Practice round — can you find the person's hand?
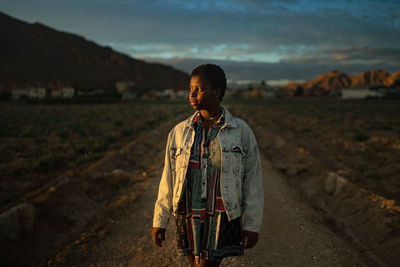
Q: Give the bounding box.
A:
[152,227,166,247]
[242,230,259,249]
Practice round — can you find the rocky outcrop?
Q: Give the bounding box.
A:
[350,69,391,88]
[280,69,400,96]
[303,70,352,91]
[384,70,400,87]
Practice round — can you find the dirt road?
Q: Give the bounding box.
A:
[49,153,372,267]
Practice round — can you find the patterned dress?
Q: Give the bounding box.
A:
[175,111,243,262]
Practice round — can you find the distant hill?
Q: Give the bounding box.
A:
[281,69,400,96]
[0,12,189,92]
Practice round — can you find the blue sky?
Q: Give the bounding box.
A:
[1,0,399,85]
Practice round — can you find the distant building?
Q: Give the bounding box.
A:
[11,89,28,100]
[342,88,385,99]
[11,87,76,100]
[175,89,188,99]
[62,87,75,98]
[121,91,138,100]
[162,88,175,98]
[116,81,135,94]
[264,88,276,98]
[163,88,187,99]
[153,88,187,99]
[77,89,105,96]
[51,88,63,97]
[28,87,49,99]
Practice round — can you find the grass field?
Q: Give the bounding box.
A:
[0,100,191,209]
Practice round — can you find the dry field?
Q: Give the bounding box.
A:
[230,98,400,204]
[228,98,400,265]
[1,98,400,266]
[0,101,191,211]
[228,98,400,203]
[2,98,399,211]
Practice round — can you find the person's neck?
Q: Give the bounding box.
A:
[200,106,222,121]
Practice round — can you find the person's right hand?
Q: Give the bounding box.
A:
[242,230,259,249]
[152,227,166,247]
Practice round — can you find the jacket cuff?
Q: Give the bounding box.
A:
[242,218,261,233]
[153,215,169,229]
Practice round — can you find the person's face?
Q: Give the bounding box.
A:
[189,75,220,111]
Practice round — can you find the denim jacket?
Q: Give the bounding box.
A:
[153,106,263,233]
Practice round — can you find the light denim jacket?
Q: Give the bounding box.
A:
[153,106,263,233]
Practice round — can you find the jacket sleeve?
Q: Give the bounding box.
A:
[242,127,264,233]
[153,130,174,229]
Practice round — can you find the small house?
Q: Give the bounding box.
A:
[51,88,63,97]
[62,87,75,98]
[11,89,28,100]
[121,91,138,100]
[158,88,187,99]
[28,87,49,99]
[116,81,136,94]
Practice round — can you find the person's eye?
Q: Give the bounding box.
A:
[190,88,202,93]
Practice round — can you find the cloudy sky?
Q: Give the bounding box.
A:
[1,0,400,85]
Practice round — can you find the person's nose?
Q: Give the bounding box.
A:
[190,90,197,98]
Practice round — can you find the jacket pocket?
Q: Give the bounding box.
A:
[223,145,245,210]
[231,145,245,177]
[169,147,183,174]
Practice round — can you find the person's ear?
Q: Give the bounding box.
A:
[213,88,221,99]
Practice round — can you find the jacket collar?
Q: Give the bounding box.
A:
[185,106,237,129]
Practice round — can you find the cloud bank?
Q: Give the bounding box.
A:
[1,0,399,82]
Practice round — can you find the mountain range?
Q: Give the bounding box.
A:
[0,12,189,92]
[2,11,399,96]
[281,69,400,96]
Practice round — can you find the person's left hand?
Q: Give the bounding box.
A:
[152,227,166,247]
[241,230,259,249]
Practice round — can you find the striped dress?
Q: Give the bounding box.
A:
[175,111,243,262]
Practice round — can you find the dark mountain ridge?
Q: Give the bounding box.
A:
[0,12,189,92]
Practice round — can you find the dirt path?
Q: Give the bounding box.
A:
[49,152,372,267]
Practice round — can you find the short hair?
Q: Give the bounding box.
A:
[191,64,226,101]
